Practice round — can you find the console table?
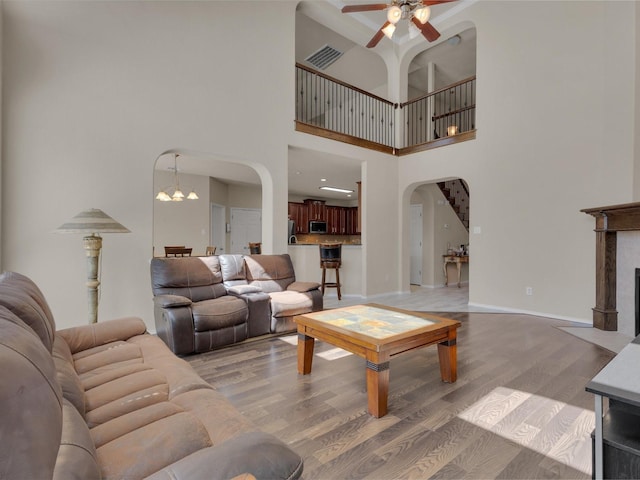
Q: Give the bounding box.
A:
[443,255,468,288]
[587,336,640,479]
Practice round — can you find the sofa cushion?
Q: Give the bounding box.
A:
[90,402,184,449]
[151,257,227,302]
[244,255,296,292]
[227,284,262,295]
[269,291,313,318]
[145,431,304,480]
[96,411,213,480]
[192,296,248,332]
[219,254,249,287]
[53,399,101,480]
[288,281,321,293]
[84,368,170,424]
[52,337,86,416]
[0,306,62,480]
[73,341,145,375]
[0,271,57,352]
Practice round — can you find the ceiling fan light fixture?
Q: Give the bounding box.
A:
[387,5,402,24]
[382,22,396,39]
[414,6,431,24]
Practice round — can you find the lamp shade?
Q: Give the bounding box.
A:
[55,209,130,234]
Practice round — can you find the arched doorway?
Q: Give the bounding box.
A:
[408,178,470,288]
[152,151,262,257]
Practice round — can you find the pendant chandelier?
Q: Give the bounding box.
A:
[155,154,199,202]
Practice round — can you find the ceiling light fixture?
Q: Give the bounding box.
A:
[342,0,451,48]
[156,154,198,202]
[386,5,402,23]
[413,6,431,24]
[381,22,396,39]
[319,186,355,194]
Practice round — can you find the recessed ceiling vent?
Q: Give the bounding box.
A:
[305,45,343,70]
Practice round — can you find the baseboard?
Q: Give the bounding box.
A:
[467,302,592,325]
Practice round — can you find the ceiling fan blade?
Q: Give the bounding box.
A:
[422,0,457,6]
[411,17,441,42]
[342,3,388,13]
[366,21,390,48]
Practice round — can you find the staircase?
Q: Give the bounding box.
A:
[437,179,469,230]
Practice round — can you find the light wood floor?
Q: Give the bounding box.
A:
[187,289,615,479]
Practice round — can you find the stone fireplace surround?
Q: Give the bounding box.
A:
[583,202,640,334]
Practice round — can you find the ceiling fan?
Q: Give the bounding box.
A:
[341,0,456,48]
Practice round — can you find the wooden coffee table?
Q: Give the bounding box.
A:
[295,303,461,418]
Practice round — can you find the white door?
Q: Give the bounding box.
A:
[230,208,262,254]
[410,204,423,285]
[210,203,226,254]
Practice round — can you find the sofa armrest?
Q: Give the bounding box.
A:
[145,432,303,480]
[287,281,320,293]
[57,317,147,354]
[153,294,192,308]
[227,285,263,295]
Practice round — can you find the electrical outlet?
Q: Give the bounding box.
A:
[526,287,533,296]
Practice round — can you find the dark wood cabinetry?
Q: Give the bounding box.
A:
[289,200,359,235]
[305,199,326,221]
[346,207,359,234]
[288,202,309,234]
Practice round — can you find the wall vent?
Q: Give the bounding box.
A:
[305,45,343,70]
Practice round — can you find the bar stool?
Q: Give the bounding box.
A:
[319,243,342,300]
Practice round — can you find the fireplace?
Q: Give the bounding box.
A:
[582,202,640,331]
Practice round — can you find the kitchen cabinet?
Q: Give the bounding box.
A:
[304,199,326,221]
[346,207,359,234]
[288,202,309,234]
[289,201,359,235]
[326,206,350,234]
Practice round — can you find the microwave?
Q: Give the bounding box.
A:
[309,220,327,234]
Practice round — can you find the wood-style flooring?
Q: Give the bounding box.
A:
[187,308,614,479]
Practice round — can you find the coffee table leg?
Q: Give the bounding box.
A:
[437,337,457,383]
[297,333,315,375]
[366,359,389,417]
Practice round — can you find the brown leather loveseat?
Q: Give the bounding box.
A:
[0,271,303,480]
[151,254,322,355]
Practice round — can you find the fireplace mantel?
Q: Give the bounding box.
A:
[582,202,640,330]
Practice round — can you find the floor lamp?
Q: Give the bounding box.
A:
[55,208,130,324]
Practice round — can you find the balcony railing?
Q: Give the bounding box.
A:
[295,63,397,154]
[295,63,476,155]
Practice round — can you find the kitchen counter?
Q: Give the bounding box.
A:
[288,244,362,297]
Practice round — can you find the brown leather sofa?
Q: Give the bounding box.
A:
[0,271,303,480]
[151,254,322,355]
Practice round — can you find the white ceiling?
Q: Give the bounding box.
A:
[156,1,475,202]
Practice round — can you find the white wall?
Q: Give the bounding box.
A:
[2,1,296,329]
[398,1,637,322]
[2,0,639,332]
